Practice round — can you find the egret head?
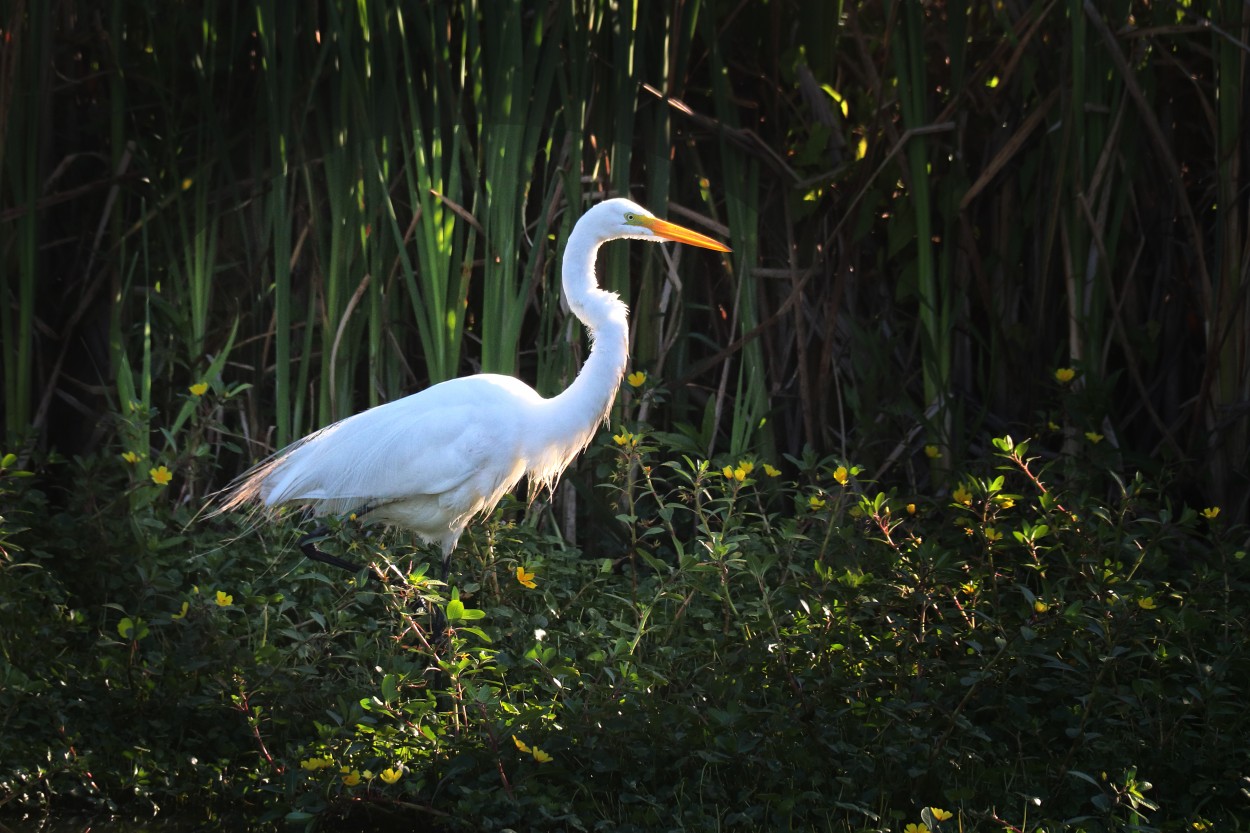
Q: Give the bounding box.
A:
[587,198,731,252]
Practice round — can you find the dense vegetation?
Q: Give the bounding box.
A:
[2,1,1248,830]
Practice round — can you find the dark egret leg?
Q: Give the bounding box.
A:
[428,545,453,643]
[299,527,370,574]
[297,504,379,581]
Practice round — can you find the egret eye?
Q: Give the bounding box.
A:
[624,212,636,222]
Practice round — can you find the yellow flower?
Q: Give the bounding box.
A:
[904,824,930,833]
[924,444,941,459]
[995,495,1015,509]
[1055,367,1076,383]
[215,590,234,607]
[1085,431,1103,444]
[300,756,334,771]
[952,485,973,505]
[1034,600,1049,613]
[627,370,647,387]
[930,808,953,822]
[172,601,189,620]
[379,767,402,784]
[906,503,916,515]
[737,460,754,475]
[613,430,635,447]
[513,735,552,761]
[808,494,827,511]
[189,381,209,396]
[763,463,781,477]
[149,465,173,486]
[1138,596,1158,610]
[832,466,849,486]
[121,451,140,464]
[984,527,1003,542]
[1201,506,1220,520]
[722,465,745,481]
[959,582,977,595]
[341,769,361,786]
[515,566,538,589]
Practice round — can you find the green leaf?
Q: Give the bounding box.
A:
[446,598,466,621]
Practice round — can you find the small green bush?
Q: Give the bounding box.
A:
[1,429,1245,831]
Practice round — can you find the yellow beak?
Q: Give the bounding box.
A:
[639,216,732,252]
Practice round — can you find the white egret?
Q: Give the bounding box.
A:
[216,198,730,587]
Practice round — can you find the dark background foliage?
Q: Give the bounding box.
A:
[3,0,1247,517]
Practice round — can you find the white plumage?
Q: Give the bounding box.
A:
[216,198,730,572]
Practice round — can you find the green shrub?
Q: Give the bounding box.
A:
[2,429,1244,831]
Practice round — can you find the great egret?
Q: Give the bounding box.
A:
[216,198,730,588]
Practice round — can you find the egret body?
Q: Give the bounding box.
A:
[217,198,729,578]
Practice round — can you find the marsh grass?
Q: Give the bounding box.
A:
[5,2,1245,515]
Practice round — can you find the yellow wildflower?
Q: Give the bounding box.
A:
[379,767,402,784]
[121,451,140,464]
[930,808,953,822]
[531,747,553,763]
[1138,597,1158,610]
[737,460,754,475]
[1055,367,1076,383]
[722,465,745,481]
[904,824,930,833]
[612,431,635,447]
[149,465,173,486]
[924,444,941,459]
[1085,431,1104,444]
[808,494,827,511]
[189,381,209,396]
[512,735,531,754]
[341,769,361,787]
[626,370,647,387]
[515,566,538,589]
[215,590,233,607]
[952,485,973,505]
[995,495,1015,509]
[300,756,334,771]
[763,463,781,477]
[832,466,849,486]
[1034,600,1049,613]
[1201,506,1220,520]
[906,503,916,515]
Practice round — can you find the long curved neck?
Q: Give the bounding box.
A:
[543,224,629,448]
